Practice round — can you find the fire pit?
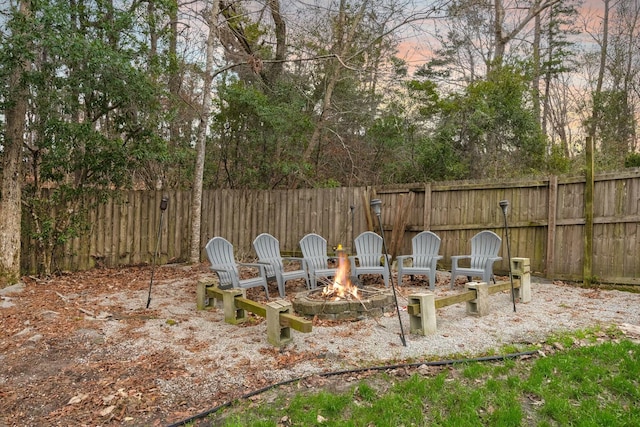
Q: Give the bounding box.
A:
[293,286,395,320]
[292,247,395,320]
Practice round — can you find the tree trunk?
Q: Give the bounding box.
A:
[189,0,219,263]
[0,85,26,286]
[265,0,286,84]
[492,0,561,68]
[493,0,506,66]
[299,0,369,177]
[584,0,609,286]
[0,1,30,286]
[532,9,541,125]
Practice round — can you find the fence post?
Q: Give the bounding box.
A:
[465,282,489,316]
[266,300,293,346]
[408,292,437,335]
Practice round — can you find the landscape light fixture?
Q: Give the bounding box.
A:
[370,198,407,347]
[146,195,169,309]
[499,200,516,313]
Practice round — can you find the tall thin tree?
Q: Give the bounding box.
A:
[189,0,220,263]
[0,0,31,286]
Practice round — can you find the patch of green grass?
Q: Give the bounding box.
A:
[210,337,640,427]
[524,339,640,426]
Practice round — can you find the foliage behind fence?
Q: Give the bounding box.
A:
[21,170,640,285]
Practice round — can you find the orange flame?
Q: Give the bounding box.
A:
[322,245,359,300]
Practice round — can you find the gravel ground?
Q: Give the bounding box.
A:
[3,265,640,426]
[95,270,640,408]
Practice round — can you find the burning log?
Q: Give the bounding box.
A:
[321,245,359,300]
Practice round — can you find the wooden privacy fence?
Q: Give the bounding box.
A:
[21,170,640,285]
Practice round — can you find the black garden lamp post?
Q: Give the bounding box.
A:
[370,198,407,347]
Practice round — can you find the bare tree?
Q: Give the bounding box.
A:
[586,0,610,144]
[492,0,563,68]
[301,0,371,167]
[189,0,221,263]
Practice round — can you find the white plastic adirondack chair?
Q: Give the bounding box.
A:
[349,231,390,287]
[252,233,310,298]
[450,230,502,289]
[299,233,337,289]
[205,237,270,299]
[396,231,443,290]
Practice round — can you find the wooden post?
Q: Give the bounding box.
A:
[546,176,557,277]
[363,187,375,231]
[390,192,414,260]
[423,182,432,231]
[584,137,594,286]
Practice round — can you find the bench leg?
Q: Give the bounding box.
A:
[511,258,531,303]
[196,278,218,310]
[408,292,437,335]
[266,300,293,346]
[465,282,489,316]
[222,289,247,324]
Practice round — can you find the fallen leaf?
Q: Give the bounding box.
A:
[99,405,116,417]
[67,394,88,405]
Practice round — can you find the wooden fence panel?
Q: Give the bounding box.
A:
[590,173,640,284]
[19,171,640,285]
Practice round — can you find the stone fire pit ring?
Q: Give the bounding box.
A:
[292,286,396,321]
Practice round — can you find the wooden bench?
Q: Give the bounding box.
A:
[408,257,532,335]
[196,282,312,347]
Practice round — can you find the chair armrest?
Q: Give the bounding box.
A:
[427,255,444,269]
[281,256,305,268]
[450,255,470,268]
[238,262,267,276]
[208,265,237,288]
[255,261,277,275]
[484,256,502,266]
[348,255,359,271]
[396,255,412,266]
[209,265,234,274]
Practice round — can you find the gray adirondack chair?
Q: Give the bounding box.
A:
[299,233,337,290]
[349,231,390,287]
[205,237,270,299]
[450,230,502,289]
[396,231,443,290]
[252,233,310,298]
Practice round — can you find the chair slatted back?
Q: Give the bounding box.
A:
[253,233,282,277]
[354,231,384,267]
[300,233,330,270]
[470,231,501,270]
[205,237,239,286]
[412,231,441,267]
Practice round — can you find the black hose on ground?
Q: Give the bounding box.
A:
[166,350,539,427]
